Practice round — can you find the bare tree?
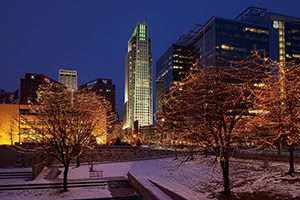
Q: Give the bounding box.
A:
[0,119,3,141]
[5,115,18,145]
[157,51,268,194]
[24,83,113,191]
[249,60,300,175]
[0,115,18,145]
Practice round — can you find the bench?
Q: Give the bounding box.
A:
[89,170,103,177]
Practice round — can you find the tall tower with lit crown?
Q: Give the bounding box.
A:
[123,22,153,129]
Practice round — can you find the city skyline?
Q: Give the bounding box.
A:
[1,0,300,120]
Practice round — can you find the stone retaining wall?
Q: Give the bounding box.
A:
[74,146,175,164]
[0,145,176,167]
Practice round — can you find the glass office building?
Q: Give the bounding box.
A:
[156,43,188,113]
[188,8,270,68]
[123,22,153,129]
[156,6,300,114]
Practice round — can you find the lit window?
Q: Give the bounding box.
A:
[221,44,231,50]
[292,54,300,58]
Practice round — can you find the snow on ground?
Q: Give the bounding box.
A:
[0,187,111,200]
[1,154,300,199]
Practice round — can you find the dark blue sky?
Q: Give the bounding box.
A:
[1,0,300,119]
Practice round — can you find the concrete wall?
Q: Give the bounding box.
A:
[0,145,46,168]
[128,172,172,200]
[32,162,45,179]
[148,179,188,200]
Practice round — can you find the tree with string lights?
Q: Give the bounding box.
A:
[249,59,300,175]
[23,83,114,191]
[156,51,269,194]
[107,121,124,145]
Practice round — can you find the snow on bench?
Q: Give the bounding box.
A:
[89,170,103,177]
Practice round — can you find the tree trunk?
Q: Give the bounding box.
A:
[277,138,282,156]
[190,149,194,160]
[220,160,231,194]
[63,165,69,191]
[76,156,80,168]
[10,131,13,145]
[287,146,295,175]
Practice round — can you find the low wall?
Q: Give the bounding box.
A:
[148,179,188,200]
[0,145,176,167]
[232,152,300,163]
[128,172,172,200]
[0,145,46,168]
[32,162,45,179]
[75,146,175,164]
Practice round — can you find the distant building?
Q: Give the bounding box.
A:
[0,89,11,103]
[20,73,58,104]
[156,43,188,113]
[59,69,77,91]
[78,78,116,113]
[139,125,159,146]
[123,22,153,129]
[156,6,300,114]
[78,78,116,145]
[0,89,18,104]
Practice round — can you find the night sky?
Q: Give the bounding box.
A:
[1,0,300,120]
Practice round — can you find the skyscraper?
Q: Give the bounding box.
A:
[59,69,77,91]
[123,22,153,129]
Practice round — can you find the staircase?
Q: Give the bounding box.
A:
[0,171,32,180]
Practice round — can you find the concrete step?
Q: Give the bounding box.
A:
[0,171,32,179]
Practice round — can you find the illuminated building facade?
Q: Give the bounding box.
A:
[123,22,153,129]
[59,69,77,91]
[78,78,116,113]
[0,104,19,145]
[156,6,300,114]
[78,79,116,145]
[189,7,300,68]
[20,73,58,104]
[2,74,114,145]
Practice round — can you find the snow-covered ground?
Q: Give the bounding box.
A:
[1,154,300,199]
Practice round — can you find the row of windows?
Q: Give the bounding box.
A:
[93,85,115,92]
[21,80,45,87]
[173,54,186,58]
[220,44,246,52]
[173,66,184,69]
[243,27,269,35]
[286,54,300,58]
